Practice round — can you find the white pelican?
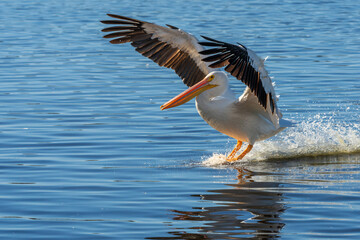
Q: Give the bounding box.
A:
[101,14,293,162]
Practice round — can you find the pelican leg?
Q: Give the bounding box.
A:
[236,144,253,160]
[226,140,242,162]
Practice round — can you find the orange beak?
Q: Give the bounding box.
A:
[160,76,217,110]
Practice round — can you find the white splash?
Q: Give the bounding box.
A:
[202,114,360,167]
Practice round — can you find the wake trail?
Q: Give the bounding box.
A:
[202,114,360,167]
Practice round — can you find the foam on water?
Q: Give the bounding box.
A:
[202,114,360,167]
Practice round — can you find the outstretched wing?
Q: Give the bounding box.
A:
[198,36,278,114]
[101,14,211,87]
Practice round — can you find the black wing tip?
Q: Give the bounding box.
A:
[100,14,207,88]
[198,48,225,55]
[200,35,245,52]
[166,24,179,30]
[200,35,210,40]
[200,35,222,43]
[236,42,247,50]
[199,36,270,112]
[198,41,222,47]
[106,13,142,23]
[100,25,115,32]
[100,14,144,38]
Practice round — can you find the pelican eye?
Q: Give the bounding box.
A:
[208,75,215,81]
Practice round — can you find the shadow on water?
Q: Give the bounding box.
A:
[147,168,286,239]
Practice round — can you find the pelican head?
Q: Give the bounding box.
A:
[160,71,228,110]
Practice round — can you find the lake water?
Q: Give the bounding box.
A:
[1,0,360,239]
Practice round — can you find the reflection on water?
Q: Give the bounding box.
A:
[148,168,286,239]
[147,154,360,239]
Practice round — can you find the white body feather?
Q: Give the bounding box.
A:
[196,72,288,145]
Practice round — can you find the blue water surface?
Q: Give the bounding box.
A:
[1,0,360,239]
